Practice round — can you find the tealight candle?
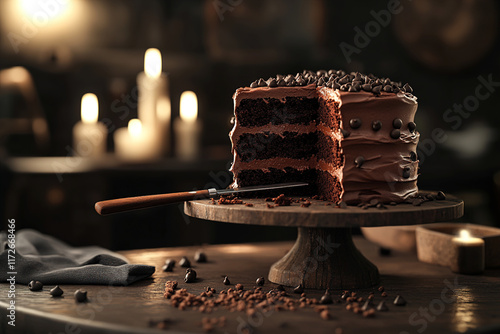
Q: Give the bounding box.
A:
[72,93,107,157]
[451,229,485,274]
[114,119,160,161]
[174,91,201,160]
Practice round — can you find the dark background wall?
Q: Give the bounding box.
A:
[0,0,499,250]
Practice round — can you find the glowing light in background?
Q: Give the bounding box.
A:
[19,0,72,21]
[128,119,142,138]
[180,91,198,123]
[144,48,162,79]
[81,93,98,124]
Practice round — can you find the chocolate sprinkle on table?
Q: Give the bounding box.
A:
[223,276,230,285]
[74,290,87,303]
[194,251,207,263]
[179,256,191,268]
[393,295,407,306]
[293,284,304,294]
[50,286,64,297]
[376,301,389,311]
[28,280,43,291]
[436,191,446,200]
[256,277,265,286]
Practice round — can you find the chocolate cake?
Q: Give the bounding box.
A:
[229,70,419,204]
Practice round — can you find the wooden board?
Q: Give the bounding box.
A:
[184,192,464,228]
[1,238,499,334]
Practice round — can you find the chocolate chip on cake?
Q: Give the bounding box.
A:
[393,118,403,129]
[250,81,258,88]
[372,85,382,94]
[408,122,417,133]
[390,129,401,139]
[403,83,413,93]
[362,83,372,92]
[354,156,365,168]
[372,120,382,131]
[410,151,418,161]
[268,78,277,87]
[349,118,362,129]
[402,167,411,179]
[341,129,350,138]
[257,78,266,87]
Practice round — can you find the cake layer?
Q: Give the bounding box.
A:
[234,131,341,163]
[235,168,342,203]
[236,97,320,127]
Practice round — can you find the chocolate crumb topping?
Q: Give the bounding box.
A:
[245,70,415,98]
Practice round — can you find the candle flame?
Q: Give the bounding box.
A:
[459,229,471,240]
[128,119,142,138]
[180,91,198,123]
[144,48,162,79]
[81,93,98,124]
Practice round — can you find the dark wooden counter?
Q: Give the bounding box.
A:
[1,237,499,334]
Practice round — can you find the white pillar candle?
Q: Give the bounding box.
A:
[136,48,170,155]
[72,93,107,157]
[174,91,201,160]
[114,119,160,161]
[451,230,485,274]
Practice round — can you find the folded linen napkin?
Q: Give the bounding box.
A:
[0,229,155,285]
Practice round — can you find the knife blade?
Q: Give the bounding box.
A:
[95,182,308,215]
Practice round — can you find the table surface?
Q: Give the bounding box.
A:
[1,237,499,334]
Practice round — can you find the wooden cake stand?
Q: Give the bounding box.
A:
[184,192,464,290]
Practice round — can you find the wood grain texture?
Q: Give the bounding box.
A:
[268,228,379,289]
[1,239,499,334]
[184,192,464,228]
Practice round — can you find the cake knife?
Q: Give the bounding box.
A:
[95,182,308,215]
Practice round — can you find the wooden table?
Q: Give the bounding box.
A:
[1,237,499,334]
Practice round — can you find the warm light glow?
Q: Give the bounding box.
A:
[459,230,471,240]
[81,93,98,124]
[180,91,198,123]
[144,48,162,78]
[19,0,71,21]
[157,96,171,122]
[128,119,142,138]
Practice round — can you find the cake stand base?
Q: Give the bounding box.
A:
[268,227,379,289]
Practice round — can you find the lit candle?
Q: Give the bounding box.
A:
[174,91,202,160]
[114,119,160,161]
[451,230,485,274]
[136,48,171,154]
[72,93,107,157]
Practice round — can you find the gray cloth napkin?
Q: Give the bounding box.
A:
[0,229,155,285]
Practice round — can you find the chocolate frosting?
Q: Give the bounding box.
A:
[230,82,419,204]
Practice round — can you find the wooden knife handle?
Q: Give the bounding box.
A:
[95,190,211,215]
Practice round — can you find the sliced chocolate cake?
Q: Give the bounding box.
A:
[229,70,419,204]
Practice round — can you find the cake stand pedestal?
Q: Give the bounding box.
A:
[184,191,464,290]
